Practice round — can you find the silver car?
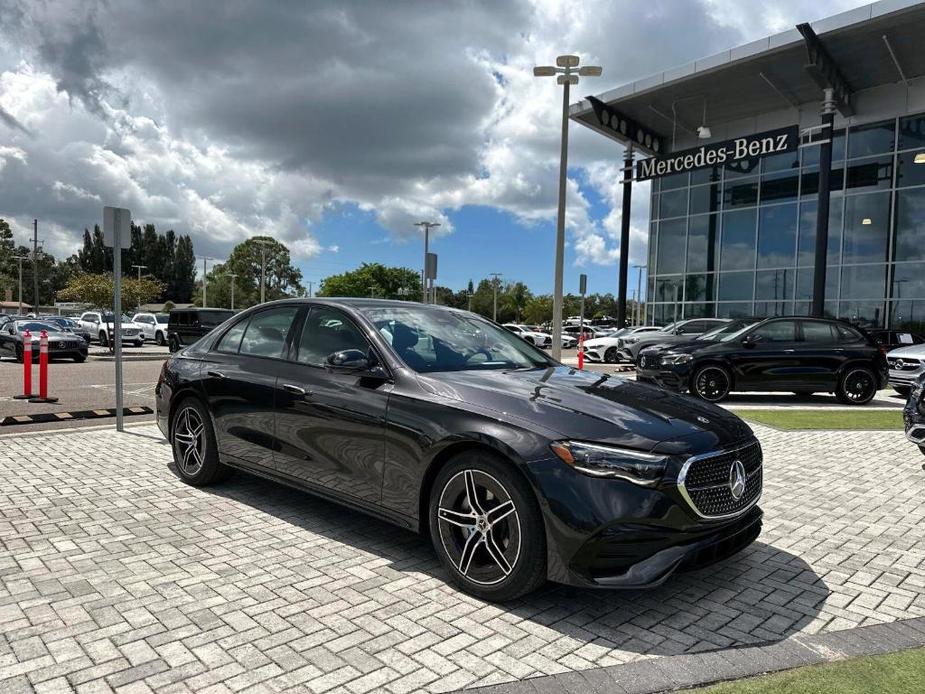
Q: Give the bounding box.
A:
[886,344,925,395]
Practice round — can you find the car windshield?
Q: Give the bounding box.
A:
[362,306,555,373]
[15,321,61,333]
[660,321,678,332]
[716,321,763,342]
[156,314,169,323]
[697,320,758,341]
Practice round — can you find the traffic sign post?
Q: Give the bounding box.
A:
[103,206,131,432]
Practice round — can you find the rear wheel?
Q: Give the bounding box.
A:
[168,336,180,353]
[604,347,618,363]
[15,344,23,363]
[99,331,109,347]
[692,365,732,403]
[156,331,166,346]
[429,452,545,602]
[171,398,233,486]
[836,367,877,405]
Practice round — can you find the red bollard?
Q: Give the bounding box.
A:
[12,329,33,399]
[29,330,59,404]
[577,333,585,370]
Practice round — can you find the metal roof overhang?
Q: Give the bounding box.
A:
[572,0,925,156]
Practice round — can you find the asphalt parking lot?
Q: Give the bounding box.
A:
[1,422,923,693]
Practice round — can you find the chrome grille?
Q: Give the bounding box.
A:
[678,441,762,519]
[888,358,920,371]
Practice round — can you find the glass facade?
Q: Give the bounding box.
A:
[647,112,925,332]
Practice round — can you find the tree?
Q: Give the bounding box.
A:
[76,225,111,273]
[59,273,164,312]
[318,262,420,300]
[523,295,553,325]
[196,236,304,309]
[0,219,16,300]
[171,235,196,302]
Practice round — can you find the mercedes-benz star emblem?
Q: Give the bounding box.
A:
[894,360,904,369]
[729,460,746,500]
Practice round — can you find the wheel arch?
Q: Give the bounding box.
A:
[417,437,536,540]
[689,359,736,391]
[166,386,209,439]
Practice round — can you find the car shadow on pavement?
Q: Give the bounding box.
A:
[174,464,829,657]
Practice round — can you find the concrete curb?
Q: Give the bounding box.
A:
[460,617,925,693]
[0,406,154,427]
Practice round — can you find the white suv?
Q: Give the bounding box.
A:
[887,343,925,396]
[131,312,170,345]
[77,311,144,347]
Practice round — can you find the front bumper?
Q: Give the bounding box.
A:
[635,363,691,391]
[524,441,763,589]
[889,367,924,389]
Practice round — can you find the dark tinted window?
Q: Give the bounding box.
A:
[751,320,797,342]
[239,307,298,358]
[836,324,865,342]
[800,321,837,343]
[296,307,368,366]
[198,310,235,328]
[216,321,247,354]
[173,312,189,326]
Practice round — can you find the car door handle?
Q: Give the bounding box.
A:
[282,383,310,397]
[783,349,795,353]
[207,370,226,379]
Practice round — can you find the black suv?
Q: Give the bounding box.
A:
[636,316,888,405]
[167,308,235,352]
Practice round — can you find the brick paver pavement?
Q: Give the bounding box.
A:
[1,423,924,693]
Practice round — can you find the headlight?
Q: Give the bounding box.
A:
[660,353,692,365]
[549,441,667,486]
[625,337,638,344]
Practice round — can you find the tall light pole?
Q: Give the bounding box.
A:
[200,257,217,308]
[632,264,646,326]
[534,56,601,359]
[132,264,147,312]
[32,219,40,314]
[227,273,237,310]
[254,239,272,304]
[490,272,502,322]
[415,221,440,304]
[14,255,27,315]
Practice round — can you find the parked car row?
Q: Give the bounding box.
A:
[0,318,89,362]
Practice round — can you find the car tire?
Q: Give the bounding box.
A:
[429,451,546,602]
[920,445,925,457]
[894,386,911,397]
[171,398,233,486]
[691,364,732,403]
[156,331,166,346]
[134,340,143,348]
[604,347,618,363]
[836,367,877,405]
[168,336,180,353]
[15,344,23,363]
[73,354,86,363]
[99,331,109,347]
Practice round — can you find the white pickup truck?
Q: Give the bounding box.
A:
[77,311,145,347]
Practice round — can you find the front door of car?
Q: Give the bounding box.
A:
[728,319,802,390]
[791,320,845,389]
[273,306,390,505]
[200,305,301,469]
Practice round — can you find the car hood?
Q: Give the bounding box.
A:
[417,366,754,457]
[583,337,617,348]
[645,339,719,355]
[886,344,925,358]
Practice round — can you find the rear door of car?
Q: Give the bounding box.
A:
[200,305,301,469]
[272,305,390,505]
[792,320,845,389]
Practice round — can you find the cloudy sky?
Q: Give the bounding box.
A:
[0,0,865,295]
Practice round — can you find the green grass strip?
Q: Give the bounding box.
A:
[690,647,925,693]
[729,408,904,430]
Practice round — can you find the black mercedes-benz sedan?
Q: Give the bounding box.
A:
[0,320,89,362]
[155,299,763,601]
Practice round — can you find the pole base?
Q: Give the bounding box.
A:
[28,397,59,404]
[12,394,34,399]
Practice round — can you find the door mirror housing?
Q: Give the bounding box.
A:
[742,333,760,348]
[325,349,387,379]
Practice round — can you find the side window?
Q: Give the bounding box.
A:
[836,324,865,342]
[678,321,703,334]
[801,321,838,343]
[296,307,369,366]
[239,307,299,359]
[751,320,798,342]
[216,320,248,354]
[174,313,187,326]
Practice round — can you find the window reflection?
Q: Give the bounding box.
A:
[757,204,797,268]
[686,214,718,273]
[657,219,686,274]
[720,209,757,271]
[842,192,890,264]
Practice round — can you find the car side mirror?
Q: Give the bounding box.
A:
[325,349,387,379]
[742,334,760,348]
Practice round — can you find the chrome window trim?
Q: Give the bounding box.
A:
[677,440,763,520]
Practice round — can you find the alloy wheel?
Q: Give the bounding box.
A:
[437,469,521,586]
[173,407,206,476]
[695,366,730,401]
[605,347,617,363]
[842,369,875,404]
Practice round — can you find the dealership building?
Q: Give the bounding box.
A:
[573,0,925,331]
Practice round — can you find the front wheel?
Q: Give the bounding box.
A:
[836,367,877,405]
[429,452,545,602]
[604,347,618,363]
[73,354,86,363]
[99,331,109,347]
[15,344,23,363]
[171,398,233,486]
[691,364,732,403]
[168,336,180,353]
[156,331,166,346]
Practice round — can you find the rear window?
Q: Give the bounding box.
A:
[836,324,866,342]
[198,310,235,328]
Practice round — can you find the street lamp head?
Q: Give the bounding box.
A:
[533,66,556,77]
[578,65,602,77]
[557,74,578,85]
[556,55,579,68]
